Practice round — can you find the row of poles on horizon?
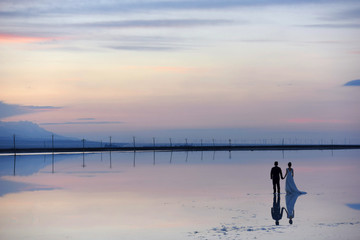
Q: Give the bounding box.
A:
[10,140,235,176]
[9,134,353,152]
[9,133,348,176]
[9,139,339,176]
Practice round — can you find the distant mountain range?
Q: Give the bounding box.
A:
[0,121,65,139]
[0,121,125,149]
[0,121,80,149]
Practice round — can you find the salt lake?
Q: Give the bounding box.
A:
[0,149,359,239]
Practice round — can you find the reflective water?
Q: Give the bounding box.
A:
[0,150,359,240]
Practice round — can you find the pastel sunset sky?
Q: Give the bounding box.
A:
[0,0,359,142]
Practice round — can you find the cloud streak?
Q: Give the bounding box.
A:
[0,0,357,18]
[325,8,360,21]
[344,79,360,86]
[302,23,360,29]
[108,45,183,52]
[287,118,348,124]
[77,19,233,29]
[77,118,96,121]
[0,101,61,119]
[40,121,124,126]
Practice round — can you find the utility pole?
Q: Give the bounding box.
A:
[13,134,16,156]
[52,134,54,151]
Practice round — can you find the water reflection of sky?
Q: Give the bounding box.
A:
[0,150,360,240]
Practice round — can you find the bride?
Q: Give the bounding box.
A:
[283,162,306,194]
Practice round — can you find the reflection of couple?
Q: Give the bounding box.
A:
[270,161,306,225]
[271,193,300,225]
[270,161,306,194]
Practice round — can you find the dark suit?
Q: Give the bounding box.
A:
[271,166,283,193]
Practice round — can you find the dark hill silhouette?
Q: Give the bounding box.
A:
[0,121,79,149]
[0,121,63,139]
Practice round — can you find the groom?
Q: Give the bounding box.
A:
[270,161,284,194]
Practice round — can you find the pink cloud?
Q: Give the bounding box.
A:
[124,65,201,73]
[152,66,197,73]
[0,33,58,43]
[349,51,360,55]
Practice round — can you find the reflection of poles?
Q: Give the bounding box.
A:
[153,150,156,165]
[82,153,86,168]
[13,154,16,176]
[186,151,188,163]
[82,139,86,168]
[133,151,136,168]
[133,136,136,168]
[13,134,16,176]
[52,134,54,174]
[201,139,203,161]
[170,151,173,164]
[109,135,113,169]
[153,137,156,165]
[213,151,216,160]
[109,150,112,169]
[52,154,54,174]
[229,139,232,159]
[100,140,103,161]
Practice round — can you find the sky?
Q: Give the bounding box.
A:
[0,0,359,142]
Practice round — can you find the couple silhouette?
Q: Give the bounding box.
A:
[270,161,306,225]
[270,161,306,194]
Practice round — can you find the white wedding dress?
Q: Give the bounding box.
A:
[285,168,306,194]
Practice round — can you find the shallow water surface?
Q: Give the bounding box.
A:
[0,150,359,239]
